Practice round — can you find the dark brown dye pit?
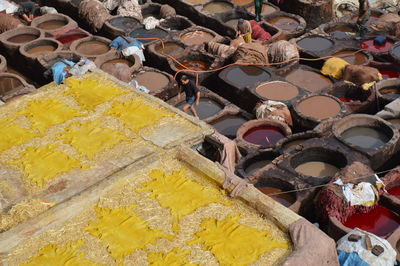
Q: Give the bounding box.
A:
[257,186,296,207]
[243,126,285,147]
[256,81,299,101]
[283,139,304,149]
[247,4,277,16]
[76,41,109,56]
[26,45,56,55]
[295,161,339,177]
[297,36,333,52]
[341,126,390,149]
[333,50,368,65]
[155,43,185,58]
[224,65,271,89]
[0,77,23,96]
[245,160,271,177]
[176,98,223,120]
[285,69,332,92]
[101,59,133,70]
[109,17,140,32]
[180,31,214,46]
[176,59,210,71]
[134,72,169,92]
[130,28,168,44]
[7,34,38,44]
[380,86,400,100]
[202,2,233,13]
[327,26,356,39]
[267,16,299,31]
[297,95,341,119]
[210,115,248,139]
[37,20,67,30]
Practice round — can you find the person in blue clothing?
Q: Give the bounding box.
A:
[50,59,75,85]
[17,1,39,23]
[180,75,200,119]
[109,36,145,63]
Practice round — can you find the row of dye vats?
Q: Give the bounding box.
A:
[0,0,399,260]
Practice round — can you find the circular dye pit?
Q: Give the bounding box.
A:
[134,72,169,92]
[379,86,400,100]
[255,81,299,101]
[177,98,223,120]
[285,69,332,92]
[388,186,400,199]
[245,160,272,177]
[57,34,88,45]
[0,76,23,95]
[247,4,278,16]
[108,17,140,33]
[297,95,341,120]
[267,16,299,31]
[283,139,305,149]
[360,39,394,53]
[340,126,390,149]
[176,59,210,71]
[231,0,253,6]
[379,69,400,79]
[202,2,233,13]
[155,43,185,58]
[130,28,168,44]
[101,59,134,71]
[343,205,400,237]
[327,25,356,39]
[257,186,295,207]
[333,50,368,65]
[180,31,214,46]
[225,19,239,28]
[243,126,285,147]
[37,20,67,30]
[295,161,339,177]
[224,65,271,89]
[297,36,333,52]
[26,45,56,55]
[76,41,109,56]
[7,34,38,44]
[210,115,248,139]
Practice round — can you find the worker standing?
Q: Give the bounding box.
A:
[180,75,200,119]
[357,0,370,37]
[254,0,263,22]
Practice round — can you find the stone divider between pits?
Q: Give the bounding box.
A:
[374,78,400,108]
[274,130,323,154]
[18,38,63,65]
[0,26,45,58]
[69,35,113,60]
[263,11,306,40]
[103,16,142,39]
[0,55,6,73]
[0,72,35,102]
[332,114,400,169]
[30,13,78,38]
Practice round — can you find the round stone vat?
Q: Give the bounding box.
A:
[331,48,372,65]
[95,52,141,74]
[31,13,78,36]
[333,114,400,169]
[246,2,279,17]
[129,27,169,45]
[322,22,358,40]
[0,55,6,73]
[70,36,112,59]
[290,147,347,184]
[201,0,234,14]
[210,113,251,139]
[292,94,346,130]
[0,73,34,102]
[296,35,335,57]
[176,95,225,121]
[264,11,306,39]
[235,150,279,179]
[55,29,90,50]
[179,27,218,46]
[0,26,44,57]
[141,3,162,19]
[236,119,292,151]
[146,40,187,74]
[159,15,194,32]
[252,80,302,106]
[132,67,179,101]
[104,16,141,38]
[390,41,400,65]
[283,66,333,93]
[327,82,376,114]
[275,131,322,153]
[19,38,62,63]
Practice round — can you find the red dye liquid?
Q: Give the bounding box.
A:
[388,186,400,199]
[360,39,394,53]
[243,126,285,147]
[379,69,400,79]
[339,97,356,102]
[343,205,400,237]
[56,34,87,45]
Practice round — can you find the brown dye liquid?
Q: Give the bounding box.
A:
[283,139,304,149]
[177,60,210,71]
[295,161,339,177]
[297,36,333,52]
[328,26,356,39]
[245,160,271,176]
[105,59,133,67]
[257,187,296,207]
[333,50,367,65]
[7,34,38,44]
[176,98,223,120]
[134,72,169,92]
[0,77,23,96]
[76,41,109,56]
[232,0,253,6]
[224,65,271,89]
[26,45,56,55]
[297,95,341,119]
[180,31,213,46]
[37,20,67,30]
[210,115,248,139]
[225,19,239,28]
[247,4,277,16]
[183,0,207,4]
[155,43,185,58]
[202,2,233,13]
[285,69,332,92]
[379,86,400,100]
[268,16,299,31]
[256,81,299,101]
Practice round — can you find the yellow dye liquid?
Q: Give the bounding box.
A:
[107,99,174,133]
[64,78,128,111]
[19,98,82,132]
[10,144,86,187]
[138,169,230,232]
[86,205,173,265]
[147,248,196,266]
[189,215,289,265]
[58,120,129,159]
[0,119,37,153]
[21,240,98,266]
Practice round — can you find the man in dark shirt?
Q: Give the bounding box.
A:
[180,75,200,119]
[17,1,38,23]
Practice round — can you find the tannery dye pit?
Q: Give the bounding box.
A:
[202,2,233,13]
[297,95,341,120]
[26,45,56,55]
[285,69,332,92]
[210,115,248,138]
[180,31,214,46]
[297,36,333,52]
[177,98,223,120]
[7,34,38,44]
[222,65,271,89]
[134,72,169,92]
[243,126,285,147]
[267,16,300,31]
[332,50,368,65]
[37,20,67,30]
[255,81,299,101]
[340,126,390,149]
[76,41,110,56]
[295,161,339,177]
